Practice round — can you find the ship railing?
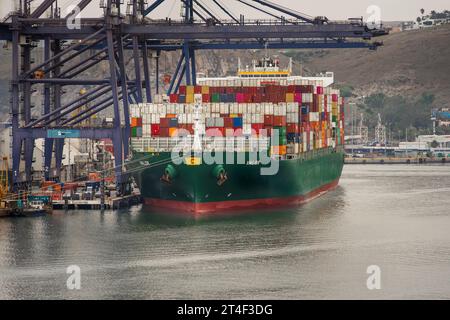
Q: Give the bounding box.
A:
[130,136,270,153]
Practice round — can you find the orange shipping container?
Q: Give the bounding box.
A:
[131,117,142,127]
[89,172,100,181]
[169,128,178,137]
[271,145,287,155]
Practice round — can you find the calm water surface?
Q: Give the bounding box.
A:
[0,165,449,299]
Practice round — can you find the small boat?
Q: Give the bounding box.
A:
[20,200,52,217]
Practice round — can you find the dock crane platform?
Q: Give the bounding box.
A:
[0,0,387,193]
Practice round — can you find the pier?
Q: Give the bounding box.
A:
[345,157,448,165]
[52,194,142,210]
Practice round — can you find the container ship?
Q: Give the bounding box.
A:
[127,57,345,214]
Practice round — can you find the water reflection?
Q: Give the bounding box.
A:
[1,165,449,299]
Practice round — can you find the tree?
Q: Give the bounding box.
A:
[364,93,386,110]
[420,8,425,15]
[417,17,422,23]
[431,140,439,148]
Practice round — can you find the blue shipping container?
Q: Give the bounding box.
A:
[232,117,243,127]
[169,118,178,127]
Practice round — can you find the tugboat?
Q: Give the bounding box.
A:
[21,198,52,217]
[3,195,53,217]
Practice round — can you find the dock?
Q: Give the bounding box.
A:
[345,157,449,165]
[52,194,142,210]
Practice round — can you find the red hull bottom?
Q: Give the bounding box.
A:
[143,179,340,215]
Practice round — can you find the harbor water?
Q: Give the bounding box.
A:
[0,164,449,299]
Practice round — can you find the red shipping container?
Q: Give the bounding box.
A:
[287,123,299,133]
[151,124,160,136]
[332,94,338,102]
[160,118,170,127]
[160,127,170,137]
[294,93,302,104]
[287,85,296,93]
[264,115,274,126]
[194,86,202,94]
[253,94,262,103]
[169,94,178,103]
[316,86,324,95]
[273,116,287,127]
[251,123,264,136]
[223,117,234,128]
[202,94,210,103]
[179,85,186,95]
[186,124,194,135]
[52,193,62,201]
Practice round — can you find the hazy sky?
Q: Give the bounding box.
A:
[1,0,449,21]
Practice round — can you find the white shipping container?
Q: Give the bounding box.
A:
[309,112,319,122]
[243,124,252,135]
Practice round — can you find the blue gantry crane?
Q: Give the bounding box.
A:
[0,0,386,194]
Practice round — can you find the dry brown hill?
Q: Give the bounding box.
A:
[0,24,449,116]
[304,24,450,106]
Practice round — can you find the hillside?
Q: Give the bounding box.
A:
[303,24,450,106]
[0,25,449,131]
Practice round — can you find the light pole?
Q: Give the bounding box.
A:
[349,102,356,156]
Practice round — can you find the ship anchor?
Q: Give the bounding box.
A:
[217,172,228,186]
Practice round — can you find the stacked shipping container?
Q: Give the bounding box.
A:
[130,83,345,156]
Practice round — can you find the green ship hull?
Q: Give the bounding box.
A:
[129,147,344,214]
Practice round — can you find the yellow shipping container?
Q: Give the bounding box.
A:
[185,94,194,103]
[201,86,209,94]
[230,114,239,118]
[286,93,294,103]
[186,85,195,95]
